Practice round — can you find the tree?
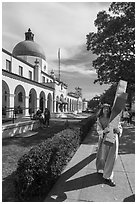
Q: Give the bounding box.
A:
[88,85,117,110]
[99,84,117,106]
[88,95,100,110]
[86,2,135,104]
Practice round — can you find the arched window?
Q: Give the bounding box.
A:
[5,91,7,101]
[29,93,31,103]
[18,92,23,102]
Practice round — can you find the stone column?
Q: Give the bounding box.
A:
[37,97,40,111]
[68,102,70,112]
[77,101,79,113]
[64,104,67,113]
[9,93,15,118]
[44,98,47,109]
[25,95,30,116]
[57,103,60,113]
[53,99,56,113]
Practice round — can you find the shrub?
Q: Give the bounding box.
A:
[15,128,80,201]
[15,115,96,201]
[79,114,97,142]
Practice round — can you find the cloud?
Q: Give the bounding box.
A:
[61,71,110,100]
[62,65,96,76]
[59,44,95,64]
[49,44,97,77]
[2,2,110,58]
[2,2,111,100]
[83,92,102,100]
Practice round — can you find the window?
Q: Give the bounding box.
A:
[6,60,11,72]
[29,71,32,80]
[47,79,49,83]
[19,66,23,76]
[43,76,45,83]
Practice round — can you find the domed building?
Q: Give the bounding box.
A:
[12,28,48,81]
[2,28,85,137]
[12,29,47,73]
[13,28,46,61]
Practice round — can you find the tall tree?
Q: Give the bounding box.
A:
[88,85,117,110]
[86,2,135,104]
[99,84,117,106]
[88,95,100,110]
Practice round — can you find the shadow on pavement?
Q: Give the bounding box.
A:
[46,124,135,202]
[82,128,99,145]
[123,194,135,202]
[46,153,104,202]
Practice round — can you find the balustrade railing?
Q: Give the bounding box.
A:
[2,106,38,124]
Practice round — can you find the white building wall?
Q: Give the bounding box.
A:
[41,73,53,84]
[41,59,48,74]
[18,56,49,76]
[12,57,34,79]
[67,95,78,112]
[3,51,49,83]
[54,82,67,99]
[2,51,34,79]
[2,75,53,99]
[2,73,54,116]
[2,51,12,70]
[2,50,86,116]
[78,97,82,113]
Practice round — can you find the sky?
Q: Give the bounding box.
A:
[2,1,111,100]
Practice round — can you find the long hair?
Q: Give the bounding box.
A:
[97,105,111,119]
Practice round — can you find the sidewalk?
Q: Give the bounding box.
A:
[44,124,135,202]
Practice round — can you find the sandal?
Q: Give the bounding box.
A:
[104,178,116,187]
[97,172,103,176]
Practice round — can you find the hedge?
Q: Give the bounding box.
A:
[14,114,96,201]
[79,114,97,142]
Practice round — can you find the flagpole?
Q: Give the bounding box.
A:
[58,48,61,81]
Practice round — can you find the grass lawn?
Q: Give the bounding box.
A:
[2,119,80,202]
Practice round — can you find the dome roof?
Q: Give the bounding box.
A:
[13,40,46,60]
[12,28,46,60]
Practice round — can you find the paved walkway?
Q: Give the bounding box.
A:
[45,124,135,202]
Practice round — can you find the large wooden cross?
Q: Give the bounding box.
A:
[104,80,128,146]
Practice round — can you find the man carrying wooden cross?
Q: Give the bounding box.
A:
[96,80,128,186]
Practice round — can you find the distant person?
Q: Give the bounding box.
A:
[35,109,42,119]
[32,109,43,125]
[123,108,130,125]
[39,110,44,127]
[96,103,123,187]
[44,108,50,127]
[128,109,133,125]
[29,108,32,119]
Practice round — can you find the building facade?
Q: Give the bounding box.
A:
[2,29,85,119]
